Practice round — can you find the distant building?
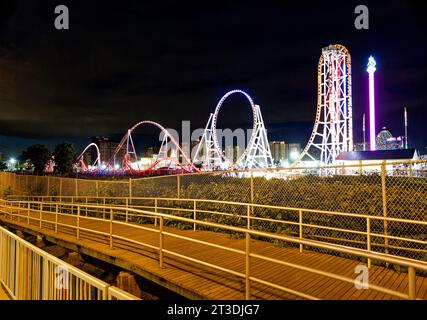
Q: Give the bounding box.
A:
[269,141,286,164]
[91,136,125,165]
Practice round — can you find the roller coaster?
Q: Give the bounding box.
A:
[75,44,354,174]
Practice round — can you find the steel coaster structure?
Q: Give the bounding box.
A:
[107,120,197,173]
[194,90,273,170]
[75,143,101,172]
[293,44,353,166]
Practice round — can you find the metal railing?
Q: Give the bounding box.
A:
[1,198,426,300]
[7,194,427,264]
[0,225,140,300]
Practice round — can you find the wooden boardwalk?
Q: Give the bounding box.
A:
[1,208,427,300]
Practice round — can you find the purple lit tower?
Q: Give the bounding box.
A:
[367,56,377,151]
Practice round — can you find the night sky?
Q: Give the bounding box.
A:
[0,0,426,158]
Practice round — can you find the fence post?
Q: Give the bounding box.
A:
[245,229,251,300]
[250,174,254,203]
[247,204,251,229]
[159,216,164,268]
[75,179,78,198]
[27,202,30,225]
[59,178,63,202]
[154,199,158,227]
[129,178,132,199]
[359,160,363,176]
[103,198,106,219]
[409,161,413,177]
[193,200,197,231]
[381,161,389,255]
[299,209,303,253]
[408,266,416,299]
[110,208,113,249]
[96,180,99,198]
[126,198,129,223]
[77,206,80,240]
[46,176,50,197]
[177,175,180,199]
[366,217,371,268]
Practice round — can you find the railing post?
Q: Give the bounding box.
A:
[159,216,164,268]
[366,217,371,268]
[381,161,389,255]
[42,258,49,300]
[27,202,30,225]
[299,209,303,253]
[193,200,197,231]
[77,206,80,240]
[408,266,416,299]
[110,208,113,249]
[126,198,129,223]
[245,229,251,300]
[39,203,43,229]
[55,204,58,233]
[103,198,106,219]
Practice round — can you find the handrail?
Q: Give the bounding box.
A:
[1,198,426,300]
[8,195,427,260]
[9,195,427,226]
[0,225,140,300]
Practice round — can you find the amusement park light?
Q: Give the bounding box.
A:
[101,164,107,170]
[367,55,377,151]
[114,164,120,170]
[9,158,16,164]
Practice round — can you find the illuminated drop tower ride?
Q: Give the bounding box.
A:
[367,56,377,151]
[293,44,353,165]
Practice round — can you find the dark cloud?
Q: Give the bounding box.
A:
[0,0,426,156]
